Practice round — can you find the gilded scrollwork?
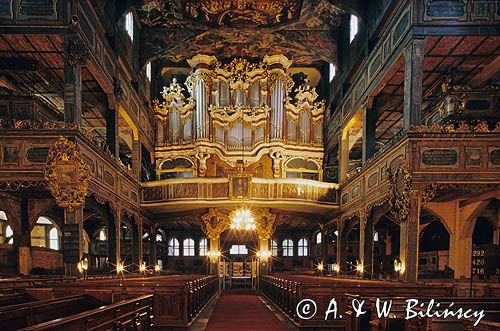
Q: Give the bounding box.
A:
[253,208,277,240]
[409,121,498,133]
[44,137,91,212]
[201,208,231,239]
[386,158,412,223]
[154,78,195,124]
[285,79,325,124]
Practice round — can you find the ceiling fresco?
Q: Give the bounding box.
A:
[137,0,345,66]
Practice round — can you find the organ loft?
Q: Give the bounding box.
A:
[0,0,498,330]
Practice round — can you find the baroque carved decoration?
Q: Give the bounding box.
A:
[422,183,499,204]
[409,120,499,133]
[154,78,195,124]
[285,79,325,124]
[386,158,412,223]
[0,180,46,191]
[209,104,270,129]
[201,208,231,240]
[253,208,277,240]
[44,137,91,212]
[65,37,88,67]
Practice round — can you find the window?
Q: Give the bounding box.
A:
[49,228,59,250]
[199,238,207,256]
[156,234,163,242]
[99,229,106,241]
[6,225,13,245]
[159,158,195,180]
[283,239,293,257]
[183,238,195,256]
[31,217,59,250]
[285,158,320,180]
[168,237,180,256]
[146,62,152,81]
[125,11,134,41]
[329,63,336,82]
[373,232,379,242]
[350,14,358,43]
[229,245,248,255]
[271,239,278,256]
[298,238,308,256]
[316,232,322,244]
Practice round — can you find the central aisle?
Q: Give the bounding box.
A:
[205,289,290,331]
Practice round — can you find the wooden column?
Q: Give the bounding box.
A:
[63,37,85,125]
[400,190,421,282]
[403,39,425,131]
[337,220,347,274]
[106,106,119,159]
[63,207,84,276]
[18,198,32,275]
[362,105,377,164]
[339,131,349,182]
[363,213,374,279]
[150,226,158,266]
[209,238,220,275]
[132,139,141,180]
[359,211,366,276]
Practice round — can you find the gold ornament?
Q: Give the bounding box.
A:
[44,137,91,212]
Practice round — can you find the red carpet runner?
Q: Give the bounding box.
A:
[205,289,289,331]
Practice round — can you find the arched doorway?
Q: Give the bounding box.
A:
[418,211,451,279]
[373,214,400,280]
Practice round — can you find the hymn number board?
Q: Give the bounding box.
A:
[62,224,81,264]
[472,245,500,277]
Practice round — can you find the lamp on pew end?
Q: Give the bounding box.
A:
[317,261,324,276]
[116,261,125,277]
[356,260,364,275]
[139,262,146,273]
[154,264,161,274]
[394,258,404,281]
[333,262,340,274]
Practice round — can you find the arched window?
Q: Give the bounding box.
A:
[49,228,59,250]
[125,11,134,42]
[283,239,293,257]
[5,225,13,245]
[350,14,358,43]
[99,229,107,241]
[329,63,336,82]
[183,238,195,256]
[199,238,207,256]
[316,232,322,244]
[31,217,59,250]
[0,211,13,245]
[298,238,309,256]
[271,239,278,256]
[168,237,180,256]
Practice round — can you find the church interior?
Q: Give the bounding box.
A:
[0,0,499,330]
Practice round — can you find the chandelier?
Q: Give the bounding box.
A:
[230,208,256,230]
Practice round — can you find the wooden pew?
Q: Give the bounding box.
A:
[0,292,34,307]
[0,294,103,330]
[18,294,153,331]
[50,275,218,330]
[260,275,453,330]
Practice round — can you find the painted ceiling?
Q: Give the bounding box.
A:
[137,0,345,66]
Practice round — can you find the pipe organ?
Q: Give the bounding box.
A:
[154,55,326,180]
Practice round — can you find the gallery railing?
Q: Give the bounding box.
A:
[142,177,338,204]
[0,123,140,209]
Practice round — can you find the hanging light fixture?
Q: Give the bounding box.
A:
[230,208,256,230]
